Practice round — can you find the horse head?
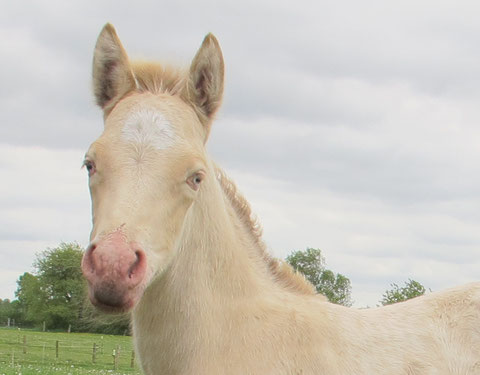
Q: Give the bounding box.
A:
[81,24,224,312]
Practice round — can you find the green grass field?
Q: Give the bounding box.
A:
[0,327,142,375]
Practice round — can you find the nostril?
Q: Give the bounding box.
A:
[128,249,146,283]
[87,243,97,254]
[128,251,141,278]
[83,243,97,274]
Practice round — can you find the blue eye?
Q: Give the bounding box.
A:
[84,160,96,176]
[187,171,205,191]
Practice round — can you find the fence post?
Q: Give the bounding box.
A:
[68,324,71,333]
[116,345,121,368]
[92,343,97,364]
[23,335,27,354]
[112,348,119,370]
[56,340,59,359]
[130,350,135,368]
[7,317,10,327]
[43,321,46,332]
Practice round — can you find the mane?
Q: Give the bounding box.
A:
[131,61,316,297]
[214,166,318,296]
[131,61,186,96]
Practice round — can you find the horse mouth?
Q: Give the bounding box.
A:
[88,282,140,314]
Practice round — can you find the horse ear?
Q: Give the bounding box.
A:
[182,34,224,135]
[92,24,136,113]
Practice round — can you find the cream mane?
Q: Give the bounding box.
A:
[132,62,186,96]
[214,166,316,296]
[131,61,315,296]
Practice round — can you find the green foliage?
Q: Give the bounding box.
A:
[34,243,86,329]
[380,279,427,305]
[15,272,45,325]
[14,243,86,330]
[286,248,353,306]
[0,299,18,325]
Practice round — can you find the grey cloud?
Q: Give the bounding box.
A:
[209,111,480,207]
[3,0,480,149]
[1,0,479,307]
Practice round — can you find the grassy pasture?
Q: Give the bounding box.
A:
[0,328,142,375]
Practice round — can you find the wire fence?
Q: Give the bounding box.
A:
[0,328,140,374]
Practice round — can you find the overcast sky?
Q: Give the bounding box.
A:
[1,0,479,307]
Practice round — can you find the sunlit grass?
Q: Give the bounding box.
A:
[0,328,141,375]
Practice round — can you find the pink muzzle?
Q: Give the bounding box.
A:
[82,230,147,312]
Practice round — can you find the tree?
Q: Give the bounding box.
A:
[14,243,85,329]
[380,279,427,306]
[286,248,353,306]
[0,299,17,325]
[15,272,45,325]
[33,242,86,329]
[34,243,86,328]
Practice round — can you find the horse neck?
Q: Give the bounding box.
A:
[171,163,277,301]
[140,160,280,312]
[132,162,296,369]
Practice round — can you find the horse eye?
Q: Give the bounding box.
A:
[187,171,205,191]
[84,160,96,176]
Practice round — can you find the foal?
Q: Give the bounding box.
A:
[82,24,480,374]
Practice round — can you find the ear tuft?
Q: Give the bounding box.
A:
[183,33,224,132]
[92,24,136,112]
